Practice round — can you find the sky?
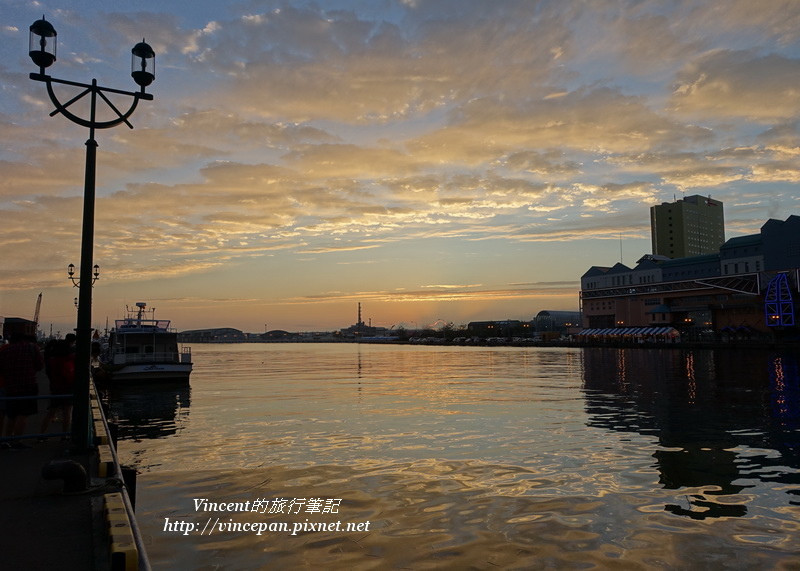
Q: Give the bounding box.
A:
[2,0,800,335]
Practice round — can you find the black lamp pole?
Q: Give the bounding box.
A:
[28,17,155,449]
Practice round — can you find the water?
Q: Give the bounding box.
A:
[105,344,800,570]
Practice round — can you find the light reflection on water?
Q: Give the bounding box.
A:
[106,344,800,569]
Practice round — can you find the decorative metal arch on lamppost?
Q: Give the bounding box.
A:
[29,16,155,449]
[68,263,100,288]
[69,263,99,311]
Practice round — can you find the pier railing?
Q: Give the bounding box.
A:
[91,382,153,571]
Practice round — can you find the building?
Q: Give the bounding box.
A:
[581,215,800,340]
[179,327,247,343]
[650,195,725,258]
[257,330,299,341]
[534,310,582,333]
[339,322,390,338]
[2,317,36,339]
[761,215,800,270]
[466,320,530,337]
[340,303,391,338]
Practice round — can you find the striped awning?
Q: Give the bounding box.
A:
[577,326,679,337]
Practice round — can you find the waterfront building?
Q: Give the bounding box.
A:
[467,320,528,337]
[580,215,800,340]
[179,327,247,343]
[660,253,721,282]
[650,195,725,258]
[466,313,579,338]
[761,215,800,270]
[534,310,582,333]
[340,302,391,338]
[339,322,390,338]
[256,329,299,341]
[720,234,763,276]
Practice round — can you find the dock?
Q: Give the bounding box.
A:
[0,375,149,570]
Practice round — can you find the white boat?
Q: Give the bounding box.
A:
[105,302,192,383]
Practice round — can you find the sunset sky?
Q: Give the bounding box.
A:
[2,0,800,334]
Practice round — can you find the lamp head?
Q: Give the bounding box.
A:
[131,39,155,88]
[29,16,57,71]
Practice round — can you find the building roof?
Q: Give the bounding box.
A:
[633,259,661,271]
[720,234,761,249]
[581,266,611,278]
[761,214,800,232]
[605,262,633,275]
[636,254,671,264]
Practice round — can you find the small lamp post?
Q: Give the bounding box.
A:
[29,16,155,450]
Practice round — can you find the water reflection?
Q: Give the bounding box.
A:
[102,384,191,440]
[123,345,800,568]
[770,354,800,430]
[582,348,800,517]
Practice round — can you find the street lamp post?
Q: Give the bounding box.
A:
[28,16,155,449]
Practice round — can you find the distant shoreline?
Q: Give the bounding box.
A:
[184,338,800,351]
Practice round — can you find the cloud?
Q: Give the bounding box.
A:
[671,51,800,121]
[4,1,800,329]
[285,281,580,305]
[190,2,573,123]
[408,87,714,171]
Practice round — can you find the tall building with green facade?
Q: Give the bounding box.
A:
[650,195,725,259]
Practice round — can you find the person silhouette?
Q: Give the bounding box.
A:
[0,334,44,448]
[40,339,75,438]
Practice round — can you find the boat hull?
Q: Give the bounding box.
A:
[109,362,192,383]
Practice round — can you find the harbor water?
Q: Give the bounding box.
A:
[106,343,800,569]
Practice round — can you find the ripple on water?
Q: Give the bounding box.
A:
[113,344,800,569]
[138,461,799,570]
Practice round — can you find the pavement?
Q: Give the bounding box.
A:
[0,373,143,571]
[0,436,104,570]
